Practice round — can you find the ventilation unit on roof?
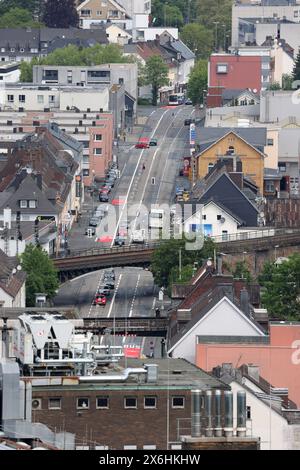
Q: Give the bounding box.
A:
[32,398,42,410]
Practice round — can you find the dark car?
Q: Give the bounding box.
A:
[149,138,158,146]
[99,193,109,202]
[85,226,96,236]
[114,236,125,246]
[184,118,195,126]
[89,217,100,227]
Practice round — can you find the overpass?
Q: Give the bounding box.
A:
[53,229,300,280]
[80,316,168,337]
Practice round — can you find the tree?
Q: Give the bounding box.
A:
[187,60,208,105]
[43,0,79,28]
[180,23,214,60]
[0,7,41,28]
[258,254,300,320]
[268,82,281,91]
[20,244,59,307]
[151,0,197,26]
[0,0,39,15]
[282,73,294,90]
[196,0,233,50]
[293,48,300,82]
[232,261,252,284]
[143,55,169,106]
[151,237,215,288]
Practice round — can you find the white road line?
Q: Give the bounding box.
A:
[110,109,169,248]
[107,273,122,318]
[119,162,127,179]
[152,297,156,310]
[128,274,141,317]
[131,108,184,233]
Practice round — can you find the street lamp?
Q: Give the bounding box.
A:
[213,21,219,52]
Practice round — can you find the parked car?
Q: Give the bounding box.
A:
[89,217,100,227]
[185,99,193,105]
[93,294,107,306]
[184,118,195,126]
[85,226,96,236]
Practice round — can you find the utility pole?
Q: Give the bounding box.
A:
[214,21,219,52]
[179,248,182,280]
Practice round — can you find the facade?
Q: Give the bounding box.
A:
[232,1,300,47]
[195,130,266,193]
[196,322,300,408]
[106,24,132,45]
[207,53,269,107]
[0,62,20,83]
[0,109,113,184]
[30,358,228,450]
[77,0,127,29]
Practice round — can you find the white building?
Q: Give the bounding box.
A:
[0,62,20,83]
[0,249,26,308]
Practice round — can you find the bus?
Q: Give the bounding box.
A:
[168,93,185,106]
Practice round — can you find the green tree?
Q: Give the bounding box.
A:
[143,55,169,106]
[293,48,300,82]
[258,254,300,320]
[151,0,197,26]
[187,59,208,105]
[0,0,40,15]
[0,7,41,28]
[20,244,59,307]
[232,261,252,284]
[196,0,232,50]
[43,0,78,28]
[180,23,214,59]
[151,237,215,288]
[282,74,294,90]
[268,82,281,91]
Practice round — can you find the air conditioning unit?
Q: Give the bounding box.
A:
[32,398,42,410]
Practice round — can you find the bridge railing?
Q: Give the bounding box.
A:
[212,227,300,244]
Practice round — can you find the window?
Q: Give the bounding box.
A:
[87,70,110,79]
[49,95,55,103]
[172,396,185,409]
[124,397,137,409]
[267,138,274,146]
[20,200,27,208]
[246,406,251,419]
[144,396,157,409]
[202,214,206,220]
[124,445,137,450]
[278,163,286,172]
[96,10,102,15]
[19,95,25,103]
[49,398,61,410]
[81,9,91,16]
[217,215,222,220]
[83,169,90,176]
[77,397,89,409]
[37,95,44,104]
[265,181,275,192]
[94,134,102,141]
[10,48,15,52]
[222,230,228,241]
[0,48,5,52]
[208,162,214,172]
[94,148,102,155]
[30,48,38,53]
[294,10,299,18]
[96,397,109,409]
[7,94,14,102]
[67,70,72,84]
[29,200,37,209]
[44,69,58,81]
[143,445,156,449]
[216,63,227,74]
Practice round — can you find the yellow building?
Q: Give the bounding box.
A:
[196,131,265,193]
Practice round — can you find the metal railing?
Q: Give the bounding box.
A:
[212,227,300,244]
[53,241,160,260]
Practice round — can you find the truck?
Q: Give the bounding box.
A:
[131,229,147,244]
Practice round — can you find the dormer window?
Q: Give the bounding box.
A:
[20,200,27,208]
[29,200,37,208]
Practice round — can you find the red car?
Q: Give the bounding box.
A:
[93,294,107,306]
[135,137,150,149]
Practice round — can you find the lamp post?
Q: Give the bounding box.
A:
[92,169,95,214]
[202,89,207,106]
[213,21,219,52]
[222,24,227,52]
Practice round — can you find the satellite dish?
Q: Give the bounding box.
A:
[260,211,264,217]
[207,260,213,267]
[220,217,226,223]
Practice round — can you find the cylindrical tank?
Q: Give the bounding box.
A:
[205,390,213,437]
[214,390,222,437]
[191,389,202,437]
[224,390,233,437]
[237,390,247,437]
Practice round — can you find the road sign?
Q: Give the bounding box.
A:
[190,123,196,145]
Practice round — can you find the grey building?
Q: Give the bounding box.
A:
[232,1,300,47]
[32,63,138,123]
[260,90,300,123]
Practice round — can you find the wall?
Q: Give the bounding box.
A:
[260,91,300,123]
[266,198,300,227]
[230,380,300,450]
[12,282,25,308]
[32,387,191,450]
[184,202,239,238]
[264,128,279,169]
[197,132,264,193]
[88,114,113,184]
[0,287,13,307]
[196,324,300,407]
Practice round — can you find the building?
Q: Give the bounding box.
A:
[32,63,138,120]
[106,24,132,45]
[212,363,300,450]
[194,128,267,194]
[232,0,300,48]
[207,53,269,108]
[77,0,127,29]
[196,321,300,408]
[0,62,20,82]
[0,249,26,308]
[0,27,108,63]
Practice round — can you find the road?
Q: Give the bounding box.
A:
[55,105,201,356]
[54,267,165,357]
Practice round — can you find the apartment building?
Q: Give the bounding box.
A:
[77,0,127,29]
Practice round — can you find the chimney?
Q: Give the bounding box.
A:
[145,363,158,383]
[216,255,223,275]
[236,159,242,172]
[35,173,42,190]
[246,364,260,382]
[240,287,250,317]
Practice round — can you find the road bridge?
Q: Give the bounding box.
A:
[80,316,168,337]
